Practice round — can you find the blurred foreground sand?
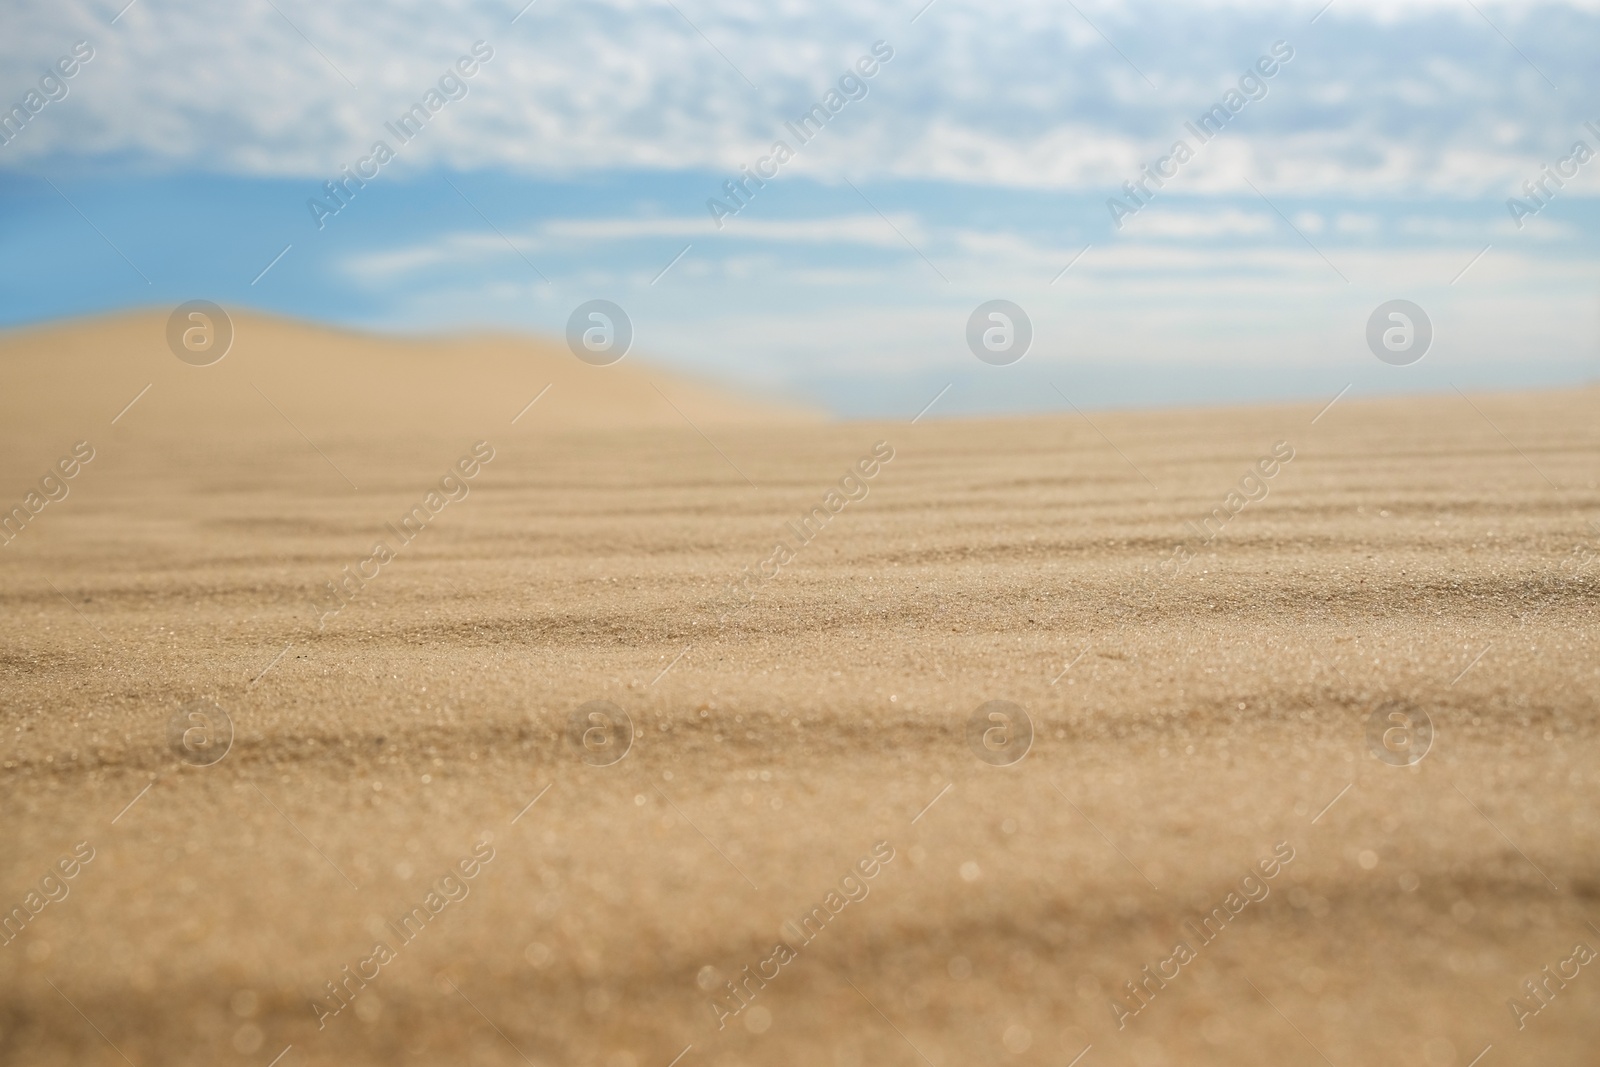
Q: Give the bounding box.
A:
[1,313,1597,1067]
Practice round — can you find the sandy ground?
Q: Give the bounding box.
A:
[1,313,1598,1067]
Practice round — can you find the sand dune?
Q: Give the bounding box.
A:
[0,309,815,449]
[0,315,1597,1067]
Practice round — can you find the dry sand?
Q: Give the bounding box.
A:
[1,312,1597,1067]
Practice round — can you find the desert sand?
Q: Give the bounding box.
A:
[0,312,1597,1067]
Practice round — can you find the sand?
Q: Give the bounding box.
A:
[1,312,1597,1067]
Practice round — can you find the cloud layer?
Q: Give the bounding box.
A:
[5,0,1599,198]
[3,1,1597,415]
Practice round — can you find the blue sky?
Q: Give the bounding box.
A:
[2,0,1597,415]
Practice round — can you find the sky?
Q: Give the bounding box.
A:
[1,0,1598,416]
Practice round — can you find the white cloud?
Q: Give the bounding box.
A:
[1119,208,1277,238]
[5,0,1600,200]
[544,214,916,246]
[343,212,922,279]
